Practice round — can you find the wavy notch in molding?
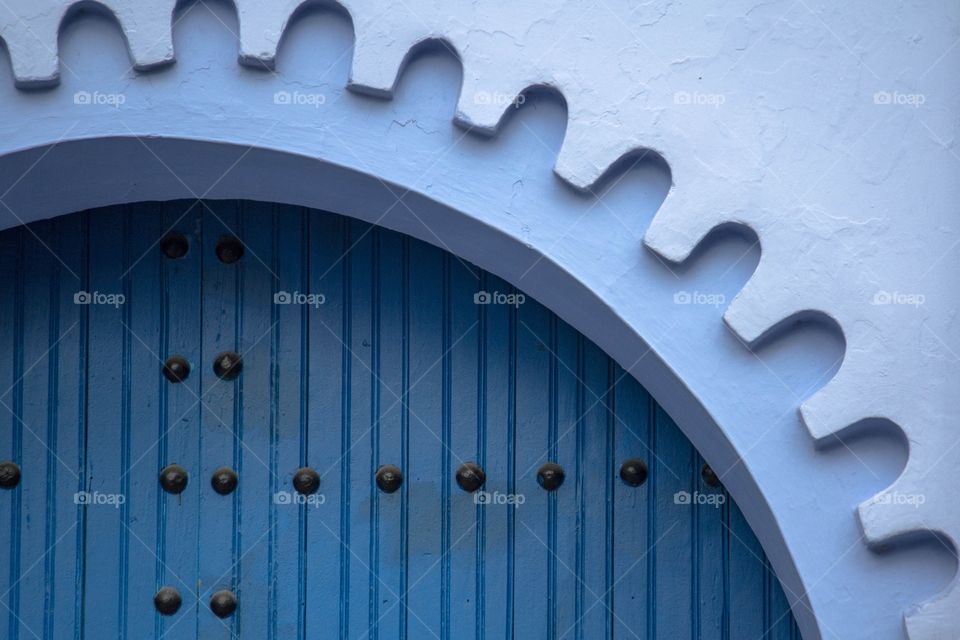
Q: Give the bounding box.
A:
[644,187,957,640]
[0,0,666,194]
[0,1,954,638]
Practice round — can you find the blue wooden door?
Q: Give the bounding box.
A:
[0,201,800,639]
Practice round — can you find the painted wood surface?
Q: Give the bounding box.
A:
[0,201,800,639]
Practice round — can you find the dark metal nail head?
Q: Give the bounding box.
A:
[292,467,320,495]
[162,355,191,383]
[619,458,648,487]
[213,351,242,380]
[0,461,20,489]
[211,467,238,495]
[209,590,237,618]
[216,236,244,264]
[160,233,189,259]
[537,462,565,491]
[159,464,189,494]
[154,587,182,615]
[375,464,403,493]
[456,462,486,493]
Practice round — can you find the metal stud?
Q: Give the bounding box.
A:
[375,465,403,494]
[455,462,486,493]
[209,590,237,618]
[213,351,242,380]
[0,461,20,489]
[292,467,320,495]
[160,232,189,259]
[162,355,190,383]
[154,586,182,615]
[701,464,721,488]
[537,462,565,491]
[619,458,648,487]
[211,467,238,495]
[215,235,244,264]
[159,464,189,494]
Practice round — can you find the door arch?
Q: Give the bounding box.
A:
[0,200,800,639]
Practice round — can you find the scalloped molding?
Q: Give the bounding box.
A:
[0,1,957,638]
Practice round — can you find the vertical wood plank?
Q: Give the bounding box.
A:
[651,407,693,639]
[17,219,56,640]
[49,211,85,640]
[513,296,553,639]
[404,240,445,639]
[236,201,275,640]
[304,211,345,640]
[369,227,407,639]
[446,254,481,640]
[198,201,243,639]
[272,204,308,639]
[157,200,202,639]
[81,206,129,639]
[123,203,165,639]
[612,372,652,640]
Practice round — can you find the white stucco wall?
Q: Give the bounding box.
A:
[0,1,957,638]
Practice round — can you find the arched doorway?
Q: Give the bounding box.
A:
[0,200,800,638]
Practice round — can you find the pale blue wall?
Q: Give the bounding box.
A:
[0,3,953,638]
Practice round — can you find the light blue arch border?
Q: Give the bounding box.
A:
[0,3,951,639]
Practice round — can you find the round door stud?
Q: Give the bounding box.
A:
[159,464,189,494]
[537,462,565,491]
[701,464,721,488]
[375,465,403,494]
[215,235,244,264]
[213,351,243,380]
[154,586,182,615]
[209,589,237,618]
[455,462,486,493]
[292,467,320,495]
[160,232,189,259]
[619,458,648,487]
[210,467,238,495]
[0,461,21,489]
[162,355,190,383]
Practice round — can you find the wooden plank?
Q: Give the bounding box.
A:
[156,200,203,639]
[81,206,129,637]
[612,372,652,640]
[198,201,243,639]
[513,295,553,639]
[304,211,346,640]
[122,203,165,639]
[236,201,275,640]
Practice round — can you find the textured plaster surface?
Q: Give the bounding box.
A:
[0,1,957,638]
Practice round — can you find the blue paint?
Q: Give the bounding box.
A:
[0,6,951,637]
[0,201,799,638]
